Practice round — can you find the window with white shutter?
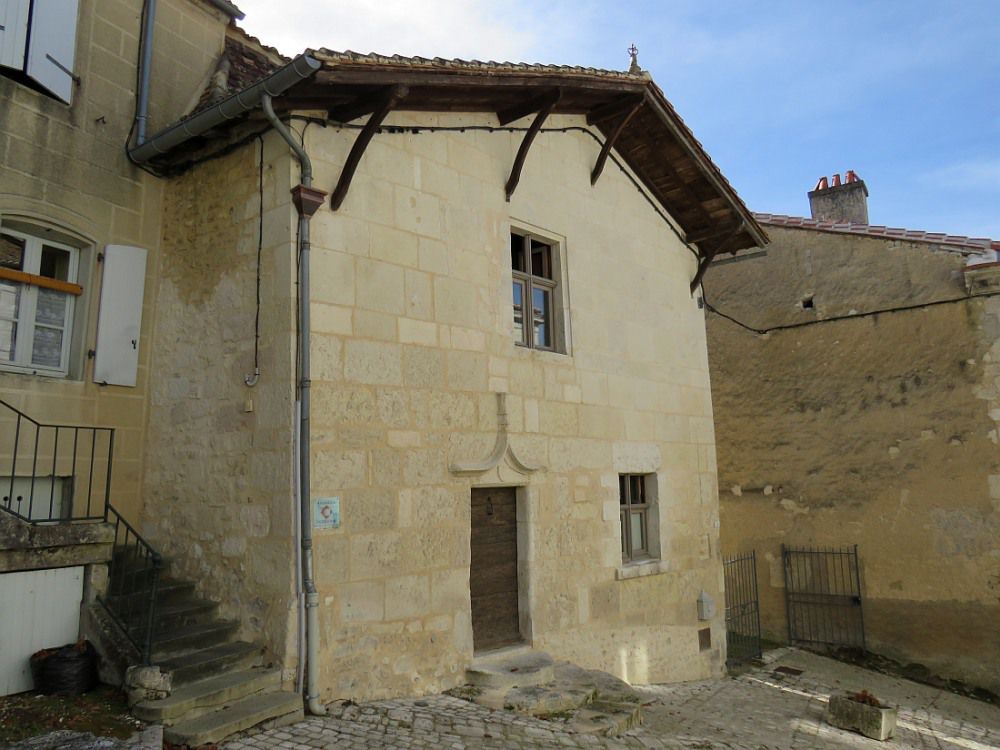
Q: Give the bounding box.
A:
[0,0,79,104]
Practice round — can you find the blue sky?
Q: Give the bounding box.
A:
[235,0,1000,238]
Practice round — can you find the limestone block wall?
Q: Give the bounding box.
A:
[0,0,168,524]
[304,112,725,700]
[141,136,299,665]
[147,0,229,130]
[705,226,1000,693]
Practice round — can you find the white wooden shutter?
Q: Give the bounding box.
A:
[0,0,30,70]
[94,245,147,387]
[25,0,79,104]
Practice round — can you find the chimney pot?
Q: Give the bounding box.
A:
[808,170,869,224]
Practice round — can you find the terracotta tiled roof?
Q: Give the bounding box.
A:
[193,26,285,114]
[309,49,647,81]
[754,212,1000,255]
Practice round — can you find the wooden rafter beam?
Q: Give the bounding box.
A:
[590,100,643,185]
[689,223,745,293]
[327,85,403,122]
[656,157,716,227]
[685,220,744,246]
[586,94,644,126]
[496,88,561,126]
[504,89,561,201]
[330,85,408,210]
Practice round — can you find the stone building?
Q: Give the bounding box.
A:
[705,174,1000,694]
[1,0,767,735]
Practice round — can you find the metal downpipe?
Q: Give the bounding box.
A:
[261,94,326,717]
[135,0,158,145]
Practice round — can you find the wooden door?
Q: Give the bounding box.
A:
[470,487,521,651]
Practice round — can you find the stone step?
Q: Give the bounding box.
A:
[157,640,261,686]
[466,650,555,690]
[150,620,239,659]
[570,700,642,737]
[148,597,219,630]
[106,578,195,610]
[133,666,282,725]
[503,684,596,716]
[163,690,303,747]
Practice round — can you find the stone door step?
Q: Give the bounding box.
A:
[163,689,303,747]
[466,650,554,690]
[451,659,645,737]
[133,666,282,724]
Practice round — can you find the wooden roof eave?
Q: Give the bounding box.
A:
[640,86,767,253]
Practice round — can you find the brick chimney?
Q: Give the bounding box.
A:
[808,170,869,224]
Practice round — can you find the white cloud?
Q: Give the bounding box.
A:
[919,158,1000,191]
[233,0,587,62]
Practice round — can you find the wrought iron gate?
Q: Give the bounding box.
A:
[782,544,865,650]
[723,551,761,665]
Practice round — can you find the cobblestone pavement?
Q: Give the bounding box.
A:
[224,648,1000,749]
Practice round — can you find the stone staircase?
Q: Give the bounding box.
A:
[106,571,303,747]
[452,647,644,736]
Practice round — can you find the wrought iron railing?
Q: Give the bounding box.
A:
[98,505,163,665]
[0,399,114,523]
[723,550,762,666]
[0,400,162,663]
[782,544,865,650]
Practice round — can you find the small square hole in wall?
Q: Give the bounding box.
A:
[698,627,711,651]
[801,295,815,310]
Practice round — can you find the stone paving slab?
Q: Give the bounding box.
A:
[223,648,1000,749]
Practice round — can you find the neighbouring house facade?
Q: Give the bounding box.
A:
[0,0,239,695]
[705,174,1000,694]
[1,0,767,708]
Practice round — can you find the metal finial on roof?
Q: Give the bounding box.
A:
[628,43,641,74]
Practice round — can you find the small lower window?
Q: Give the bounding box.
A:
[0,226,82,376]
[620,474,650,562]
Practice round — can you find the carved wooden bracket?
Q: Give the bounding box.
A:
[690,222,745,293]
[590,100,643,185]
[502,89,561,201]
[450,393,542,476]
[330,84,408,210]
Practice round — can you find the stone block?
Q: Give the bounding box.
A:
[340,580,385,622]
[344,340,402,385]
[385,574,431,620]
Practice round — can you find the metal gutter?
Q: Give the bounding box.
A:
[205,0,245,19]
[128,54,320,163]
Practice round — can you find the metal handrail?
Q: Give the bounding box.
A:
[98,504,163,665]
[0,400,162,663]
[0,398,114,523]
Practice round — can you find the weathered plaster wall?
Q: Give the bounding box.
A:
[303,112,725,700]
[141,136,298,668]
[0,0,171,525]
[705,226,1000,692]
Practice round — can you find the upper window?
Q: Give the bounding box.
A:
[0,0,81,104]
[0,226,81,376]
[511,230,562,351]
[620,474,652,563]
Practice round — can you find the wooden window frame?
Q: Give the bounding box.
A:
[620,473,651,563]
[511,230,560,352]
[0,226,80,377]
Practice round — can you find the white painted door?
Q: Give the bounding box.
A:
[0,566,83,696]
